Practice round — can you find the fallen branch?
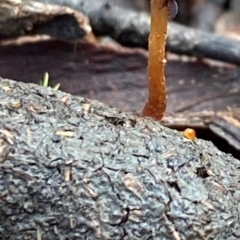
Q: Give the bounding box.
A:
[42,0,240,64]
[85,2,240,65]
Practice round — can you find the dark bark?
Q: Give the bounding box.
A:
[2,1,240,64]
[0,0,91,41]
[86,3,240,65]
[164,110,240,154]
[209,111,240,151]
[30,0,240,65]
[167,22,240,65]
[0,77,240,239]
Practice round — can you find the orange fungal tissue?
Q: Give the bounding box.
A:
[143,0,177,121]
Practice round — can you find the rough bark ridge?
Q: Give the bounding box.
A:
[0,77,240,240]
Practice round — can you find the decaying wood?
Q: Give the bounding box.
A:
[1,0,240,64]
[164,109,240,151]
[0,77,240,239]
[0,0,91,40]
[1,39,240,115]
[167,22,240,65]
[86,2,240,65]
[209,110,240,151]
[1,34,240,155]
[1,38,240,155]
[16,0,240,65]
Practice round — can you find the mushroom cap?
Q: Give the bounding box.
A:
[168,0,178,20]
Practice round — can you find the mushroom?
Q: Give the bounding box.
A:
[142,0,178,121]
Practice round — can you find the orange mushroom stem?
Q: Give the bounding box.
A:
[142,0,177,121]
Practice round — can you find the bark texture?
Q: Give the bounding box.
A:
[0,77,240,239]
[0,0,91,40]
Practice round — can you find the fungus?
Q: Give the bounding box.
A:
[142,0,178,120]
[183,128,196,141]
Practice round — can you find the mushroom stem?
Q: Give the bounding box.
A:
[142,0,168,121]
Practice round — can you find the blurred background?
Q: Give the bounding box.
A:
[114,0,240,39]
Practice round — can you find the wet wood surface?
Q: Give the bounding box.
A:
[0,39,239,114]
[1,38,240,154]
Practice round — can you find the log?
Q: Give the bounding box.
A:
[0,77,240,239]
